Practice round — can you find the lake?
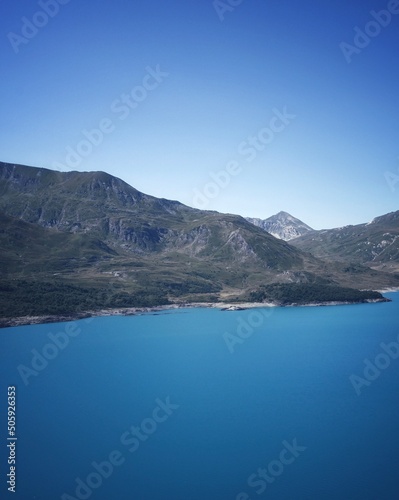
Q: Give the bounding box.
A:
[1,293,399,499]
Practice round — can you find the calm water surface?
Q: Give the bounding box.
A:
[1,293,399,499]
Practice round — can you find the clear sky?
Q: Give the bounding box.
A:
[1,0,399,229]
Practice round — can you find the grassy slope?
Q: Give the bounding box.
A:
[291,211,399,267]
[1,163,398,319]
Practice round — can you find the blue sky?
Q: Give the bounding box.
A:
[1,0,399,229]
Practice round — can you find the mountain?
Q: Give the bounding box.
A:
[0,162,397,321]
[0,162,304,267]
[291,211,399,274]
[246,211,313,241]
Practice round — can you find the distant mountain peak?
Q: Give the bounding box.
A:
[1,161,398,318]
[245,211,313,241]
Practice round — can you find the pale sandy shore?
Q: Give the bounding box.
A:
[0,295,394,329]
[375,286,399,293]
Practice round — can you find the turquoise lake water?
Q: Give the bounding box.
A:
[1,293,399,499]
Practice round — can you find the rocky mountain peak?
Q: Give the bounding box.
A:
[245,211,313,241]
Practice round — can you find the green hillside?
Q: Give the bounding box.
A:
[1,161,397,321]
[292,211,399,273]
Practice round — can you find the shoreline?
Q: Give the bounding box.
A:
[0,302,275,329]
[0,295,394,329]
[375,286,399,293]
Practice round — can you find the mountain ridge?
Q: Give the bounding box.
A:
[0,161,398,322]
[291,210,399,273]
[0,162,307,266]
